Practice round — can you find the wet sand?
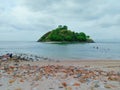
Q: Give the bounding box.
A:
[0,59,120,90]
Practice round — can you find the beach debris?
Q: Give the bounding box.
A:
[62,82,67,87]
[15,87,22,90]
[0,83,3,86]
[73,82,80,87]
[93,80,100,88]
[94,83,100,88]
[90,86,94,90]
[20,79,24,82]
[9,79,15,84]
[58,86,63,88]
[49,87,54,89]
[58,83,64,88]
[104,84,117,89]
[0,74,2,78]
[66,86,72,90]
[108,75,120,81]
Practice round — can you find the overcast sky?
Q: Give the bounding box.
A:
[0,0,120,41]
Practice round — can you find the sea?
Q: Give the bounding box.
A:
[0,41,120,60]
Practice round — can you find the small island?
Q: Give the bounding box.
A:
[38,25,94,43]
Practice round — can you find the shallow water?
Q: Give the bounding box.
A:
[0,41,120,60]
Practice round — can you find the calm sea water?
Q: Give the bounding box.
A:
[0,41,120,60]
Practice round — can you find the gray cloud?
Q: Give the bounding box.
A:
[0,0,120,41]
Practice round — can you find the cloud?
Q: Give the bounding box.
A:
[0,0,120,41]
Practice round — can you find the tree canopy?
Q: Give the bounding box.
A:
[38,25,94,43]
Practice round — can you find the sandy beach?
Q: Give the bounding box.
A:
[0,59,120,90]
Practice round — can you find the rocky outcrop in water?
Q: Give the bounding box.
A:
[38,25,94,43]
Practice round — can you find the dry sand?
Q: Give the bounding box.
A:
[0,59,120,90]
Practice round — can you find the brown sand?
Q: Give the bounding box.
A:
[0,59,120,90]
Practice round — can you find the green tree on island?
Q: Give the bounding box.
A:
[38,25,94,43]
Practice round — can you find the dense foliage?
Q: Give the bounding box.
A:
[38,25,94,43]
